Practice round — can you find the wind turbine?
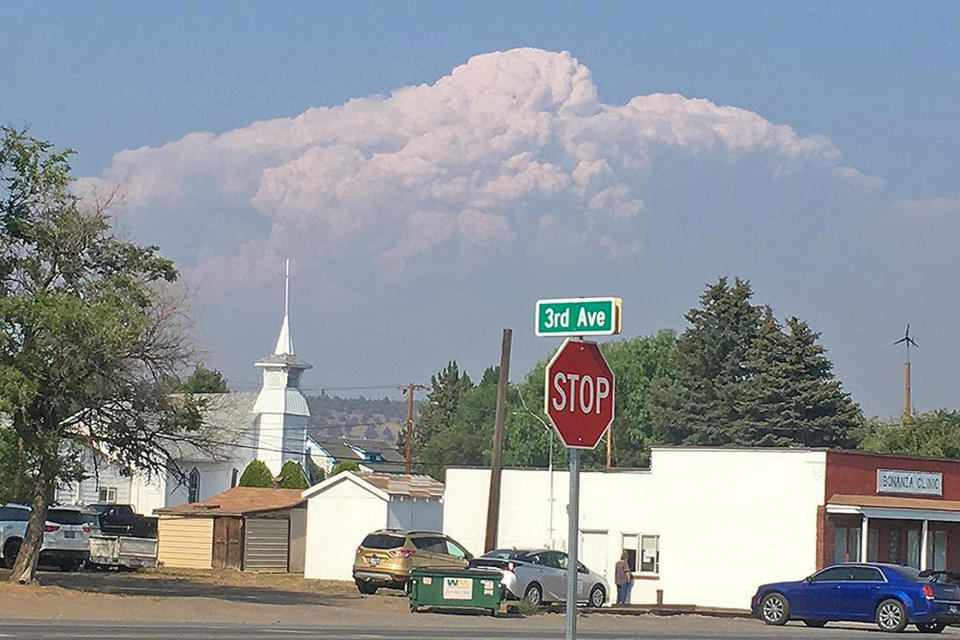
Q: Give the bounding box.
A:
[894,324,918,415]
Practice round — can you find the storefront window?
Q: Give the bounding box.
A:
[907,529,920,569]
[640,535,660,574]
[834,527,861,563]
[621,534,637,572]
[928,530,948,571]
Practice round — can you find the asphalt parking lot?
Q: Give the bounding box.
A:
[1,570,958,639]
[1,617,959,640]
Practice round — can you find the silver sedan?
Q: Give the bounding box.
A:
[471,548,608,608]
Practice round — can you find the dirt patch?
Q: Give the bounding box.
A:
[0,568,408,624]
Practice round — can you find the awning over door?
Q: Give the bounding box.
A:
[827,494,960,522]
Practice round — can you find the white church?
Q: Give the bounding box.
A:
[56,264,315,516]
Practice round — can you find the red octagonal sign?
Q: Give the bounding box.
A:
[544,339,615,449]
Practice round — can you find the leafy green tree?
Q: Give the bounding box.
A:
[859,411,960,459]
[278,460,309,489]
[0,128,208,584]
[420,367,500,478]
[179,365,230,393]
[331,459,360,476]
[238,460,274,487]
[0,429,33,504]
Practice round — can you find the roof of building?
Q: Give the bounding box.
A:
[308,436,406,473]
[361,473,444,498]
[165,392,259,463]
[301,471,444,501]
[155,486,305,517]
[828,494,960,512]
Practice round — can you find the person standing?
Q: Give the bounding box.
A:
[615,550,633,605]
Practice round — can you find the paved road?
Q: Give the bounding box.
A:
[2,618,959,639]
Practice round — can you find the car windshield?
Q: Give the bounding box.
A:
[47,509,87,525]
[483,549,531,560]
[361,533,405,550]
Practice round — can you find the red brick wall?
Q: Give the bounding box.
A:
[825,450,960,502]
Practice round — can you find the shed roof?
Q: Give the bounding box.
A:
[155,487,305,517]
[361,473,444,498]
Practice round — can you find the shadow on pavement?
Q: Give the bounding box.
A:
[36,570,367,607]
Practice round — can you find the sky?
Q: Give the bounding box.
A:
[3,2,959,418]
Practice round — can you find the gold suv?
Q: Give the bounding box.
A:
[353,529,472,594]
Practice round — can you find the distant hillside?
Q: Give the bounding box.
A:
[305,395,408,444]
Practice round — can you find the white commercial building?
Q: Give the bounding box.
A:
[444,447,960,610]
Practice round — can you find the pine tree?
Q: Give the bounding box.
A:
[398,361,472,463]
[737,308,795,445]
[238,460,274,487]
[278,460,309,489]
[778,317,860,447]
[651,277,761,445]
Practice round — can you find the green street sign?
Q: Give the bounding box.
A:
[535,297,622,337]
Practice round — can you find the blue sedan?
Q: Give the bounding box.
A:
[751,564,960,633]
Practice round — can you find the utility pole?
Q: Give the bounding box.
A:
[904,361,911,416]
[403,383,427,474]
[894,324,918,416]
[606,428,612,469]
[484,328,512,552]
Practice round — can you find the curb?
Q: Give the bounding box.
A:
[591,605,753,619]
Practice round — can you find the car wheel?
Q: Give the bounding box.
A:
[804,620,827,628]
[356,581,378,595]
[917,622,946,634]
[876,599,908,633]
[589,585,606,608]
[759,593,790,626]
[524,582,543,607]
[60,560,83,572]
[3,539,21,569]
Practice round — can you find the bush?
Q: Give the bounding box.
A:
[238,460,274,487]
[278,460,309,489]
[307,458,326,484]
[331,460,361,476]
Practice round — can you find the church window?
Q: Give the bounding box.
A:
[188,468,201,503]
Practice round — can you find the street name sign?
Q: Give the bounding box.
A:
[535,297,622,337]
[544,339,615,449]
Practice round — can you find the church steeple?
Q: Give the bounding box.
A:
[252,259,311,475]
[273,259,294,356]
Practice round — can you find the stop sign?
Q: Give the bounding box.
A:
[544,339,615,449]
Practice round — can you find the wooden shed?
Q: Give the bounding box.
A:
[155,487,306,572]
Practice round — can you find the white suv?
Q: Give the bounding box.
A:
[0,504,92,571]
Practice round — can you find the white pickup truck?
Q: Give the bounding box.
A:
[0,503,92,571]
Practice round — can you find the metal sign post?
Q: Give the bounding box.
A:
[565,447,580,640]
[538,297,620,640]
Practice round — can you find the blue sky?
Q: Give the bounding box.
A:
[4,2,960,417]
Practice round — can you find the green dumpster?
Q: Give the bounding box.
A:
[408,567,504,615]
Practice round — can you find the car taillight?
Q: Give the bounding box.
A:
[81,525,91,533]
[357,546,363,554]
[43,524,59,532]
[923,584,935,600]
[388,549,415,558]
